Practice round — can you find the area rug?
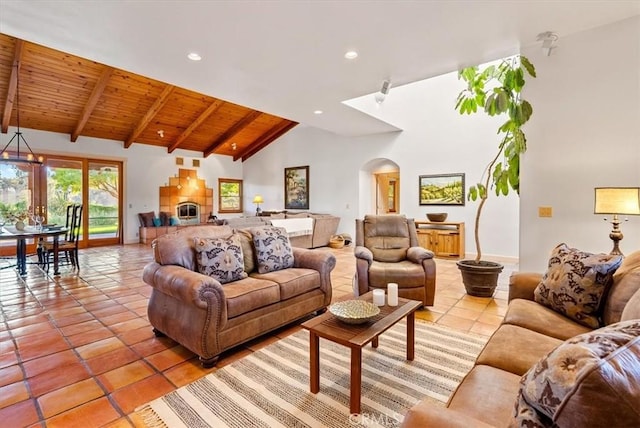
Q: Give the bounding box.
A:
[136,320,487,427]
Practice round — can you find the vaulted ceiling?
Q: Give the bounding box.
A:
[0,1,637,161]
[0,34,297,161]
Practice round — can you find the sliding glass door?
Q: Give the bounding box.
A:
[0,155,122,258]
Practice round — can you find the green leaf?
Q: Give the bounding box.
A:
[468,186,478,201]
[521,56,537,78]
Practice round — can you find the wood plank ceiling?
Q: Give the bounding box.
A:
[0,34,297,162]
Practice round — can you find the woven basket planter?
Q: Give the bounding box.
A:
[328,235,345,249]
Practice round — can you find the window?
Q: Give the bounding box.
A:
[218,178,243,213]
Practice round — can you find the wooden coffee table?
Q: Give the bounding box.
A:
[301,292,422,414]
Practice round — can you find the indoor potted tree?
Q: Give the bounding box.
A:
[454,55,536,296]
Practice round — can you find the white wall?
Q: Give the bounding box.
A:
[520,16,640,271]
[21,128,243,244]
[244,68,520,260]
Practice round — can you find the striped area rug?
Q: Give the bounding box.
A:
[136,320,487,428]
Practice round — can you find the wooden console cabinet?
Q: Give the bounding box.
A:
[415,220,465,259]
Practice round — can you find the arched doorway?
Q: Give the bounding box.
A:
[358,158,400,217]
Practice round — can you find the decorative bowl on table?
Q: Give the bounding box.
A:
[426,212,448,222]
[329,300,380,325]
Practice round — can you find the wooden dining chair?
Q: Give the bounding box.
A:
[43,204,83,271]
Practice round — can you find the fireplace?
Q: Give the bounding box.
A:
[159,169,213,225]
[176,202,200,225]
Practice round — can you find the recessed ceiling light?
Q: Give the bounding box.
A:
[187,52,202,61]
[344,51,358,60]
[314,110,323,115]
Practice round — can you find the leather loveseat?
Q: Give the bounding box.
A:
[402,248,640,427]
[143,224,336,367]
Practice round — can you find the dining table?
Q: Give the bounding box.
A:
[0,225,69,276]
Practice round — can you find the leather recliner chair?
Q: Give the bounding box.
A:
[354,214,436,306]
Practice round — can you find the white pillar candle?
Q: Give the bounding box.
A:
[373,289,385,306]
[387,283,398,306]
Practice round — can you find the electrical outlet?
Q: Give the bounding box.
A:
[538,206,553,217]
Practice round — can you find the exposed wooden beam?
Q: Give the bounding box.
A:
[238,120,298,162]
[168,99,225,153]
[124,84,174,148]
[203,110,262,157]
[71,66,113,142]
[1,39,24,133]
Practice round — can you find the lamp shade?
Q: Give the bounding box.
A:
[594,187,640,215]
[252,195,264,204]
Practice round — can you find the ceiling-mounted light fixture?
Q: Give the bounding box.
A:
[231,142,237,150]
[374,79,391,104]
[157,130,164,138]
[537,31,559,56]
[1,62,43,165]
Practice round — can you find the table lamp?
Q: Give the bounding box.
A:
[253,195,264,216]
[594,187,640,255]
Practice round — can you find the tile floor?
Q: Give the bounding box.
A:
[0,244,518,427]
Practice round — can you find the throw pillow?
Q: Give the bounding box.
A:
[251,226,294,273]
[138,211,155,227]
[511,320,640,428]
[152,217,162,227]
[193,236,247,284]
[534,243,622,328]
[169,216,180,226]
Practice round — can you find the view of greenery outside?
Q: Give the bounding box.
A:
[0,165,30,223]
[219,179,242,213]
[46,167,119,235]
[420,181,464,204]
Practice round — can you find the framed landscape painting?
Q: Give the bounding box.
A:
[419,173,465,205]
[284,165,309,209]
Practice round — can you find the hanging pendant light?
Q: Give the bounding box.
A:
[1,61,44,165]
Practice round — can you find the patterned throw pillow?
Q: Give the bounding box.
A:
[193,236,247,284]
[534,243,622,328]
[251,226,294,273]
[511,320,640,427]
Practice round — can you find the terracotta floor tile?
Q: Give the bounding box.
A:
[98,361,154,392]
[145,345,194,371]
[38,378,104,418]
[108,317,149,335]
[10,321,55,338]
[16,334,70,362]
[454,299,491,312]
[45,397,120,428]
[60,319,104,337]
[76,337,125,359]
[23,349,80,378]
[52,312,95,328]
[130,336,177,358]
[436,314,476,331]
[86,347,140,375]
[0,351,18,370]
[0,364,23,387]
[447,306,482,321]
[28,361,91,397]
[118,326,155,346]
[109,374,175,414]
[100,311,138,327]
[0,381,29,408]
[0,399,40,427]
[66,326,114,348]
[102,417,136,428]
[470,321,500,337]
[162,359,214,387]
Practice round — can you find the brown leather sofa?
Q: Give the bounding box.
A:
[402,250,640,427]
[354,215,436,306]
[143,225,336,367]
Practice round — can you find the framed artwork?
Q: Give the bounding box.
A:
[284,165,309,209]
[419,173,465,205]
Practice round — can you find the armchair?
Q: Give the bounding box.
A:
[354,215,436,306]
